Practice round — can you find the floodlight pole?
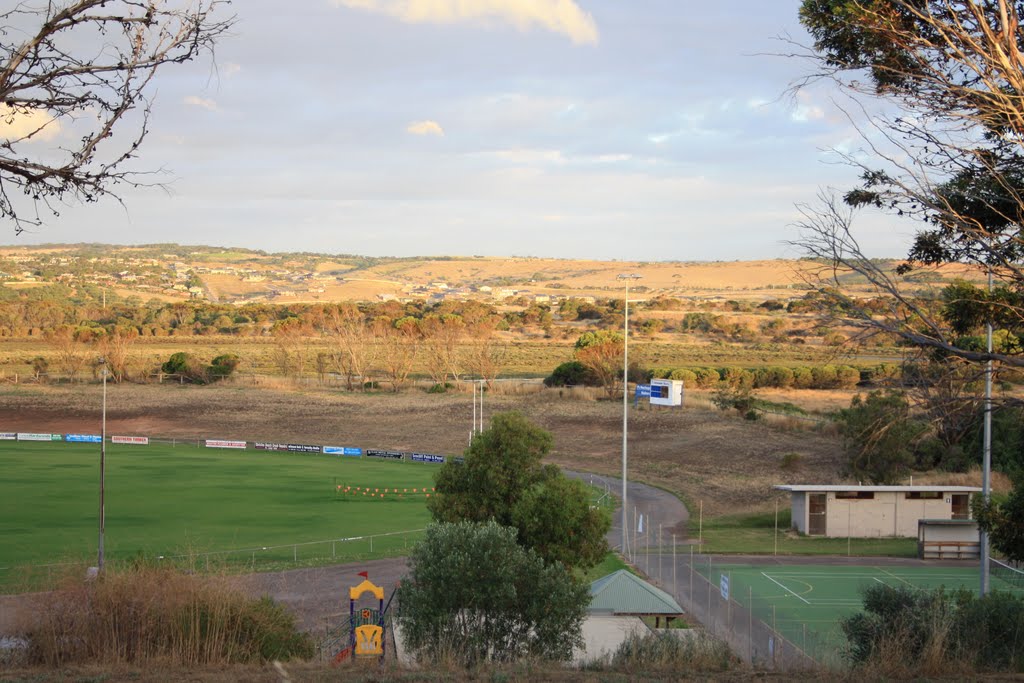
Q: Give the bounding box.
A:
[98,358,107,573]
[981,265,993,596]
[618,274,641,557]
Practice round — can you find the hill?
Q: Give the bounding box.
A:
[0,244,984,306]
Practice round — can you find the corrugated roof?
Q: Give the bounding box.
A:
[775,485,981,493]
[588,570,684,615]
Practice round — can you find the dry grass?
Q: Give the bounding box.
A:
[909,466,1014,494]
[20,564,313,667]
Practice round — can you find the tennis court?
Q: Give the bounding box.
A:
[697,560,1024,663]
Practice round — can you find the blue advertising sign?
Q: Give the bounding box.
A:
[325,446,362,457]
[634,384,653,398]
[65,434,103,443]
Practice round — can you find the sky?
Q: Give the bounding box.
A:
[4,0,911,261]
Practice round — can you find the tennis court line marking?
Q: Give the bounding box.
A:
[762,571,810,604]
[876,567,915,588]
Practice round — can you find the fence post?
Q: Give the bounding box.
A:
[749,586,753,664]
[294,545,297,563]
[332,540,336,559]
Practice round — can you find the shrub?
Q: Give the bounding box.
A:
[606,631,735,673]
[780,452,804,471]
[24,565,313,666]
[691,367,720,388]
[544,360,598,387]
[669,368,697,383]
[791,366,814,389]
[843,583,1024,675]
[209,353,240,381]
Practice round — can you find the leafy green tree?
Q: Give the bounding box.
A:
[974,481,1024,564]
[837,390,927,484]
[573,330,624,396]
[428,411,609,570]
[396,521,589,665]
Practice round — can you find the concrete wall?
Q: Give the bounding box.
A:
[793,491,963,538]
[790,492,806,534]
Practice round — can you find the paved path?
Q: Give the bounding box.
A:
[564,469,690,553]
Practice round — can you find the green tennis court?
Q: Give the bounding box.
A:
[701,562,1024,662]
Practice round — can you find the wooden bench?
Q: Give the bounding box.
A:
[919,540,980,560]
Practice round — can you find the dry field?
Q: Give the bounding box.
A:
[0,382,848,523]
[134,255,989,304]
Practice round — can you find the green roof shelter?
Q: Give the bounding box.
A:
[589,570,684,629]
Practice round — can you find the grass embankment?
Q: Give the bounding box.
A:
[692,510,917,557]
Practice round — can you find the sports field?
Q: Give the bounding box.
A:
[0,440,438,584]
[703,561,1024,662]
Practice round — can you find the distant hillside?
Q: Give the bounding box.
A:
[0,244,984,305]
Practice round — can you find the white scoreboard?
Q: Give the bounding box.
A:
[650,379,684,407]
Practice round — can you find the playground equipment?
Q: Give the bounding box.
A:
[327,571,394,665]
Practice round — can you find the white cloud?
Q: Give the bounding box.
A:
[0,104,60,142]
[790,91,825,123]
[333,0,599,45]
[222,62,242,77]
[407,119,445,136]
[184,95,220,112]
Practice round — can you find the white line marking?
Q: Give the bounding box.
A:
[762,571,810,604]
[873,577,888,586]
[877,567,915,588]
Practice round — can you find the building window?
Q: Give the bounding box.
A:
[905,492,942,500]
[835,491,874,500]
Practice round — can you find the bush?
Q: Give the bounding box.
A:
[544,360,598,387]
[209,353,240,381]
[843,583,1024,675]
[605,631,735,673]
[24,565,313,666]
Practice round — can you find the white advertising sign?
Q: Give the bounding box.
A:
[205,439,246,449]
[112,436,150,445]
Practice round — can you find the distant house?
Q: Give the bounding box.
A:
[775,484,981,538]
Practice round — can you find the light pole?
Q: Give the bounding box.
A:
[617,273,642,557]
[981,264,993,596]
[98,357,107,572]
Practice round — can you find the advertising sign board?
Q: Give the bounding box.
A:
[205,439,246,449]
[411,453,445,464]
[366,449,404,460]
[287,443,320,453]
[0,432,16,440]
[323,446,362,457]
[254,442,288,451]
[65,434,103,443]
[112,436,149,445]
[18,433,60,441]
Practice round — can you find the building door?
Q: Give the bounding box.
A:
[808,494,827,536]
[951,494,969,520]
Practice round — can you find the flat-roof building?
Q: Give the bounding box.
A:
[774,485,981,538]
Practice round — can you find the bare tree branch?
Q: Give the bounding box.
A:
[0,0,235,234]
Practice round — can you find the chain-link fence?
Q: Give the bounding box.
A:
[625,529,845,672]
[0,528,426,592]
